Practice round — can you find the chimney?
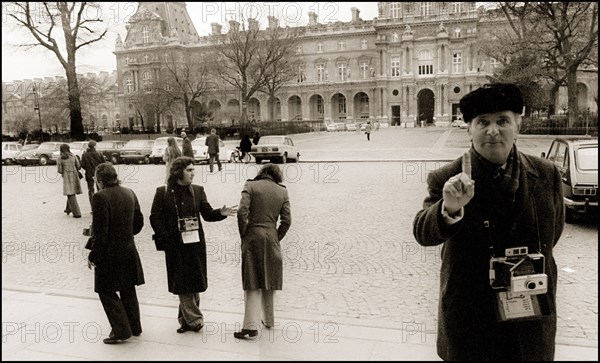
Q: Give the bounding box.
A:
[229,20,240,33]
[308,11,318,25]
[211,23,222,35]
[267,15,279,29]
[248,18,259,31]
[351,7,360,22]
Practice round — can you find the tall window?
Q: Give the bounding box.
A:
[338,40,345,51]
[391,56,401,77]
[317,42,324,53]
[360,61,369,79]
[454,28,461,38]
[317,63,326,82]
[124,76,133,94]
[452,52,463,73]
[338,63,347,81]
[361,38,368,49]
[418,49,433,75]
[317,97,324,115]
[297,64,306,82]
[453,2,463,13]
[421,2,432,16]
[142,26,150,44]
[490,57,499,69]
[359,94,369,113]
[296,45,303,55]
[338,95,346,114]
[143,54,149,64]
[390,2,402,18]
[142,71,152,92]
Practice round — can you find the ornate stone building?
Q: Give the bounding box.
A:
[114,2,597,131]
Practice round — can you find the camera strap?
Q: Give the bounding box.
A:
[170,184,198,221]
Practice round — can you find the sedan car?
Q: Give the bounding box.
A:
[2,142,22,165]
[191,137,235,164]
[250,135,300,164]
[15,141,62,166]
[95,140,126,164]
[52,141,89,163]
[544,137,598,223]
[119,139,155,164]
[150,137,183,164]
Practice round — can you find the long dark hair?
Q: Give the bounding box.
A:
[59,144,72,159]
[257,163,283,183]
[95,162,121,187]
[167,157,194,186]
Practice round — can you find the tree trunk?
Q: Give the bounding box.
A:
[269,95,276,122]
[65,64,84,140]
[566,69,579,127]
[548,84,559,116]
[156,112,161,134]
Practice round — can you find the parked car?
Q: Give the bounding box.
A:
[119,139,155,164]
[13,144,39,165]
[451,119,468,129]
[95,141,126,164]
[191,137,235,164]
[15,142,61,166]
[52,141,89,162]
[543,137,598,223]
[150,136,183,164]
[250,135,300,164]
[2,142,22,165]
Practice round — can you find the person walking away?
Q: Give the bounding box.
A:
[163,137,182,183]
[365,121,372,141]
[181,132,194,158]
[234,164,292,340]
[412,83,564,360]
[150,157,237,334]
[252,132,261,145]
[81,140,105,209]
[57,143,82,218]
[205,128,222,172]
[86,162,145,344]
[239,134,252,163]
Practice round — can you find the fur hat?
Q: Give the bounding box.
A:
[459,83,523,122]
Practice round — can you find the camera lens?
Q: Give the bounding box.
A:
[526,281,537,290]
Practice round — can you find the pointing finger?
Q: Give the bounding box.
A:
[462,151,472,179]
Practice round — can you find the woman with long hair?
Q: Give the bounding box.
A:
[163,137,182,183]
[57,143,82,218]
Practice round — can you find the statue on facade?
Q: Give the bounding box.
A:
[404,24,413,36]
[438,23,447,34]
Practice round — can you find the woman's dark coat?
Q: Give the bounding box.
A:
[413,149,564,361]
[89,185,145,293]
[150,184,225,294]
[237,175,291,290]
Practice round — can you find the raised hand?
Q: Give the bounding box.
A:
[442,151,475,216]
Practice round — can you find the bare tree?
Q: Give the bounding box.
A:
[209,17,302,124]
[161,50,214,131]
[6,2,108,140]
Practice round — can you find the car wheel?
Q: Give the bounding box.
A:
[255,158,262,164]
[5,159,13,165]
[281,153,287,164]
[143,156,150,164]
[565,208,576,224]
[110,155,119,165]
[39,155,49,166]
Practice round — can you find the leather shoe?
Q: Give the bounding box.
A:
[261,320,272,329]
[234,329,258,340]
[177,324,191,333]
[103,337,128,344]
[64,209,71,215]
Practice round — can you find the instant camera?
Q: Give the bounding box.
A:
[489,246,548,298]
[178,217,199,232]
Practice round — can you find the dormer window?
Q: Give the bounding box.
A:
[338,40,345,51]
[390,3,402,18]
[454,28,461,38]
[361,39,368,49]
[317,42,324,53]
[421,2,432,16]
[142,26,150,44]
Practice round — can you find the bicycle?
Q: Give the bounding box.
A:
[232,147,251,163]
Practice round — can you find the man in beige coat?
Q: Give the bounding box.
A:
[234,164,291,340]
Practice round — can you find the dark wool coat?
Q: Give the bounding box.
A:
[150,184,226,294]
[89,185,145,293]
[237,175,291,290]
[80,147,105,181]
[413,148,564,361]
[182,138,194,158]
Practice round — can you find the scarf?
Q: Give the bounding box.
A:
[471,144,521,209]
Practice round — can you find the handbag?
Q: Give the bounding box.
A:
[77,170,84,179]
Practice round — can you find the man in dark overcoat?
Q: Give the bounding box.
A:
[150,157,237,333]
[86,162,145,344]
[413,84,564,360]
[205,128,222,172]
[81,140,105,208]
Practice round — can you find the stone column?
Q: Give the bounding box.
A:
[301,95,310,121]
[281,96,289,122]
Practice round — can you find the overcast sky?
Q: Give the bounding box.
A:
[2,2,378,81]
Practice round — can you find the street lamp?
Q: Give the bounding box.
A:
[32,83,43,140]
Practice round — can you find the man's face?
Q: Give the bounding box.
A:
[180,164,194,185]
[468,110,520,165]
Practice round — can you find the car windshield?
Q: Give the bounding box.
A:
[125,140,152,148]
[154,139,168,147]
[258,136,284,145]
[576,146,598,171]
[38,143,56,151]
[21,144,39,152]
[96,142,113,149]
[69,143,85,150]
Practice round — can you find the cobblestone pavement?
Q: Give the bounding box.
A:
[2,128,597,348]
